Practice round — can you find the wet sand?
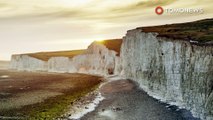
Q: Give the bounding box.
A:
[0,70,102,119]
[81,79,200,120]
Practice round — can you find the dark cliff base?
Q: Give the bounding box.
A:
[81,79,199,120]
[138,18,213,45]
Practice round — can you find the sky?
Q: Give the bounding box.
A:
[0,0,213,60]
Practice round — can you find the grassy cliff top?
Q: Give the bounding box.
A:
[138,18,213,45]
[95,39,123,56]
[26,50,85,61]
[20,39,122,61]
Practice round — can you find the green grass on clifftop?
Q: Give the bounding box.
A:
[140,18,213,44]
[27,50,85,61]
[19,39,122,61]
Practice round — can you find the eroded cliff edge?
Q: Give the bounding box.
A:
[117,19,213,120]
[118,29,213,120]
[10,19,213,119]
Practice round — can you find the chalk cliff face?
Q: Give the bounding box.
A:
[48,57,71,73]
[10,41,119,76]
[72,42,117,75]
[118,29,213,119]
[10,55,47,71]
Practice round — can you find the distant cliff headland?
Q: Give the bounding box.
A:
[10,19,213,120]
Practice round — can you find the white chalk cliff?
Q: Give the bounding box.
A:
[10,42,119,76]
[118,29,213,120]
[10,55,47,71]
[10,20,213,120]
[71,42,117,75]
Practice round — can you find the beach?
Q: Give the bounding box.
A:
[0,70,102,119]
[80,78,200,120]
[0,70,201,120]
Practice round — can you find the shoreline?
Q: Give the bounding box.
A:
[59,78,108,120]
[0,70,201,120]
[74,76,200,120]
[60,90,104,120]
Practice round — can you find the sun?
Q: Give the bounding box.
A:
[94,38,107,43]
[95,39,104,42]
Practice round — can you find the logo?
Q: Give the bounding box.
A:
[165,8,204,14]
[155,6,164,15]
[155,6,204,15]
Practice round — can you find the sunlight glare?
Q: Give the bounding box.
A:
[95,39,104,42]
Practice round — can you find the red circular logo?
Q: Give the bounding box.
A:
[155,6,164,15]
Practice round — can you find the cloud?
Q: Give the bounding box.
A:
[110,0,176,13]
[0,0,168,18]
[0,0,213,60]
[0,3,7,7]
[0,0,212,23]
